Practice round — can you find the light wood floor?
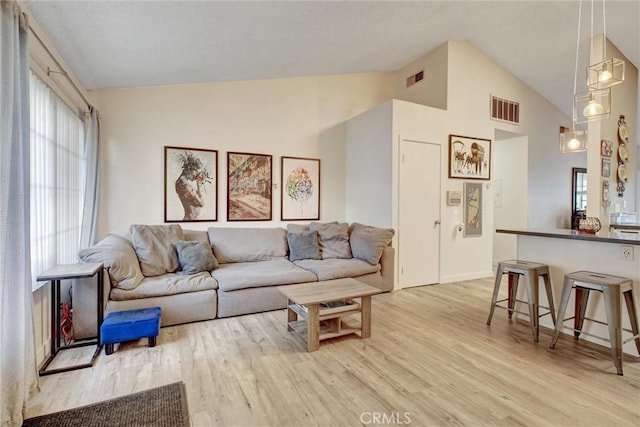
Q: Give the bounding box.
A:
[26,278,640,426]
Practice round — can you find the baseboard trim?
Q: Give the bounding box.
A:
[440,270,494,284]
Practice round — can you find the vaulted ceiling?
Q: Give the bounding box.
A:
[23,0,639,118]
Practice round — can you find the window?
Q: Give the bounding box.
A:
[29,72,85,289]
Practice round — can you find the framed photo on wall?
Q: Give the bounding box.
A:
[463,182,482,237]
[449,134,492,180]
[227,152,272,221]
[281,156,320,221]
[164,146,218,222]
[602,158,611,177]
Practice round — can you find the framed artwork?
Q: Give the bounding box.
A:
[602,158,611,177]
[463,182,482,237]
[227,152,272,221]
[449,134,492,180]
[601,139,613,157]
[602,180,610,207]
[281,156,320,221]
[164,146,218,222]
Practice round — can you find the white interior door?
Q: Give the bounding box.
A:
[398,139,440,287]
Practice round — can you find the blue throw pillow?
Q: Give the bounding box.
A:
[287,230,321,262]
[175,240,218,274]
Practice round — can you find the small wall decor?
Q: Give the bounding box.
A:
[463,182,482,237]
[446,190,462,206]
[616,115,630,197]
[602,180,610,207]
[164,146,218,222]
[227,152,272,221]
[281,156,320,221]
[601,159,611,177]
[600,139,613,157]
[449,135,492,180]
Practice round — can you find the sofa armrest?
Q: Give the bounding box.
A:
[72,268,112,340]
[379,245,395,292]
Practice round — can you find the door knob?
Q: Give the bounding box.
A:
[434,220,441,226]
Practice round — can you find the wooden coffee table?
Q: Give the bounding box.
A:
[277,278,382,352]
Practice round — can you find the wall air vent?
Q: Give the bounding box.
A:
[491,95,520,124]
[406,70,424,88]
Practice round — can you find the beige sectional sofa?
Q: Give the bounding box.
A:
[73,222,394,339]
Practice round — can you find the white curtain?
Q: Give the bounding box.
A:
[80,106,100,249]
[0,1,39,425]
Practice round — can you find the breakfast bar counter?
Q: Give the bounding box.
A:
[496,227,640,245]
[496,228,640,355]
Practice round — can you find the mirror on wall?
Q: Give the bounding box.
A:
[571,167,587,230]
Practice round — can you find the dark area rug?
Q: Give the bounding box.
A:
[23,382,189,427]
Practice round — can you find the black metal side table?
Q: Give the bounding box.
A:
[37,262,104,376]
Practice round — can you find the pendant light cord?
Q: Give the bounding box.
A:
[572,0,583,130]
[602,0,607,60]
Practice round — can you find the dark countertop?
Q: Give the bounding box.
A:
[496,228,640,245]
[610,223,640,230]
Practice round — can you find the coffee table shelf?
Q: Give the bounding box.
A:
[287,299,363,342]
[278,278,381,352]
[287,318,361,342]
[288,300,362,320]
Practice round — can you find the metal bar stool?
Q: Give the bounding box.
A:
[549,271,640,375]
[487,260,556,342]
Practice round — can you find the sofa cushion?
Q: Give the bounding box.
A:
[293,258,380,281]
[182,229,209,243]
[208,227,287,263]
[176,240,219,274]
[130,224,184,276]
[287,230,321,261]
[78,234,144,290]
[109,272,218,301]
[310,222,352,259]
[349,223,395,265]
[212,259,317,292]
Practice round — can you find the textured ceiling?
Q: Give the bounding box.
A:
[23,0,640,118]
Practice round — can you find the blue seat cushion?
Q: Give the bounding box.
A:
[101,307,161,345]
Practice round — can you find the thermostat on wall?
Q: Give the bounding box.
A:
[447,191,462,206]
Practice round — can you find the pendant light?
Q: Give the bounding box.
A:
[560,0,588,153]
[560,127,588,153]
[587,0,625,89]
[575,87,611,123]
[573,0,611,125]
[583,93,603,116]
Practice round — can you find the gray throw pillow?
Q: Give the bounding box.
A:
[175,240,219,274]
[78,234,144,290]
[130,224,184,277]
[310,222,352,259]
[349,223,395,265]
[287,231,321,262]
[286,223,311,234]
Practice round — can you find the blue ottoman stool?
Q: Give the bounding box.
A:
[101,307,161,355]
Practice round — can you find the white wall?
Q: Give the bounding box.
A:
[446,41,584,230]
[89,73,394,237]
[394,42,448,110]
[345,101,394,227]
[587,35,638,226]
[493,134,528,267]
[346,40,580,287]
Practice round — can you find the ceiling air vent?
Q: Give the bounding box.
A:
[491,95,520,124]
[406,70,424,88]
